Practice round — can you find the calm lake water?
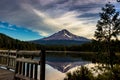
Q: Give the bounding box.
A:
[36,60,90,80]
[42,52,91,80]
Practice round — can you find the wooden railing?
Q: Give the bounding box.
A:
[0,50,16,70]
[0,50,46,80]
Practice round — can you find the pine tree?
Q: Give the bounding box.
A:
[94,3,120,68]
[117,0,120,2]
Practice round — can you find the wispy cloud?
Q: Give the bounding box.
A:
[0,0,119,39]
[32,8,97,38]
[0,22,16,31]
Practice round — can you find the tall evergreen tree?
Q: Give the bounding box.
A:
[117,0,120,2]
[94,3,120,68]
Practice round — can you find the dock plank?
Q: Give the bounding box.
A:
[0,68,14,80]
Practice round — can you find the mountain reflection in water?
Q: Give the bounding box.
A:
[46,56,90,73]
[35,52,91,80]
[45,61,90,80]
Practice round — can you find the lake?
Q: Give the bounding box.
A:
[41,52,92,80]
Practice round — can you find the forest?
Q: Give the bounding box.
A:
[0,33,120,52]
[0,33,44,50]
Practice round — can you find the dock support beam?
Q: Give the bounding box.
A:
[40,50,46,80]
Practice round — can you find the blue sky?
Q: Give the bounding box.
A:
[0,0,120,41]
[0,21,41,41]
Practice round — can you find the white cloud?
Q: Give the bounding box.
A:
[0,0,119,39]
[32,8,97,39]
[7,27,16,31]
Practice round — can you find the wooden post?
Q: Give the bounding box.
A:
[40,50,46,80]
[15,62,19,74]
[34,64,38,79]
[26,63,30,77]
[22,62,25,76]
[15,50,19,73]
[30,64,33,78]
[30,55,33,78]
[7,50,10,70]
[19,62,22,74]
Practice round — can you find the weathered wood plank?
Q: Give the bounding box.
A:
[8,56,16,59]
[16,58,40,64]
[15,74,36,80]
[17,50,41,56]
[0,69,14,80]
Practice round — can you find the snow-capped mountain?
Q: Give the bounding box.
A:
[42,29,89,41]
[31,29,90,45]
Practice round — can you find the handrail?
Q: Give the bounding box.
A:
[0,50,46,80]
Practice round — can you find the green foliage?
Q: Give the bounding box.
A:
[45,40,120,52]
[96,65,120,80]
[94,2,120,68]
[95,3,120,41]
[64,65,120,80]
[0,33,44,50]
[0,33,120,53]
[64,66,95,80]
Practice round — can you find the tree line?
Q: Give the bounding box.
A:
[0,33,44,50]
[0,33,120,52]
[45,40,120,52]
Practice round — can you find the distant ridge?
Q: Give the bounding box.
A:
[32,29,90,45]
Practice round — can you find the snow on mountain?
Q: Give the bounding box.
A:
[42,29,90,41]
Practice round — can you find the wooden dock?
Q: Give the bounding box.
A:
[0,50,46,80]
[0,68,14,80]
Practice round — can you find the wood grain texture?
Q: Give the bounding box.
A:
[0,69,14,80]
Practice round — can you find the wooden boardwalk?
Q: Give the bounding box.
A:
[0,68,14,80]
[0,50,46,80]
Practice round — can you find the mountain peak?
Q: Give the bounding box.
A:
[41,29,90,41]
[32,29,90,45]
[61,29,68,32]
[59,29,71,36]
